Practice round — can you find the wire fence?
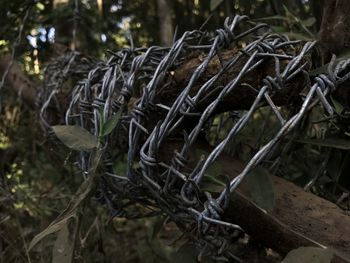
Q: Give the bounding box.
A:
[39,15,350,260]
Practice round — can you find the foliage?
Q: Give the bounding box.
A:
[282,247,333,263]
[1,0,350,262]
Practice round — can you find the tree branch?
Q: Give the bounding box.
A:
[196,142,350,262]
[0,54,36,108]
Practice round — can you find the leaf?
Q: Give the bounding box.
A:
[52,220,75,263]
[29,149,102,251]
[302,17,316,27]
[245,167,275,212]
[194,149,226,192]
[201,173,226,193]
[28,217,72,251]
[271,26,289,33]
[258,15,291,23]
[282,247,333,263]
[282,32,313,41]
[100,108,123,137]
[296,138,350,150]
[170,243,214,263]
[330,96,344,114]
[200,157,225,193]
[170,243,197,263]
[148,216,166,240]
[210,0,224,11]
[52,125,97,151]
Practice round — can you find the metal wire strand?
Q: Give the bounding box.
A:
[39,15,350,260]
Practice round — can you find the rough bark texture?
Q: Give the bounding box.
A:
[319,0,350,54]
[159,140,350,262]
[159,49,306,112]
[226,192,350,263]
[187,142,350,262]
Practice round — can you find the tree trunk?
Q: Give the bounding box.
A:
[156,0,173,46]
[319,0,350,54]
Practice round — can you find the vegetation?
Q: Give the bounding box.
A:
[1,0,350,262]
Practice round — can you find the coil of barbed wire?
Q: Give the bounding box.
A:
[39,15,350,260]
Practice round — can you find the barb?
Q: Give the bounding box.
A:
[38,15,350,260]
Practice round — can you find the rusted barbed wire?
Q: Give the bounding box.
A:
[39,15,350,260]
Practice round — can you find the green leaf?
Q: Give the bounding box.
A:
[245,167,275,212]
[301,17,316,27]
[210,0,224,11]
[52,220,75,263]
[271,26,289,33]
[282,247,333,263]
[296,138,350,150]
[148,216,166,241]
[202,173,226,193]
[258,15,291,23]
[330,96,344,114]
[194,149,225,193]
[282,32,313,41]
[100,108,123,137]
[52,125,98,151]
[201,162,225,193]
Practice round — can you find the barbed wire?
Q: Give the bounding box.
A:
[39,15,350,260]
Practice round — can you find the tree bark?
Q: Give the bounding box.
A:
[319,0,350,54]
[156,0,173,46]
[164,140,348,262]
[0,54,37,108]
